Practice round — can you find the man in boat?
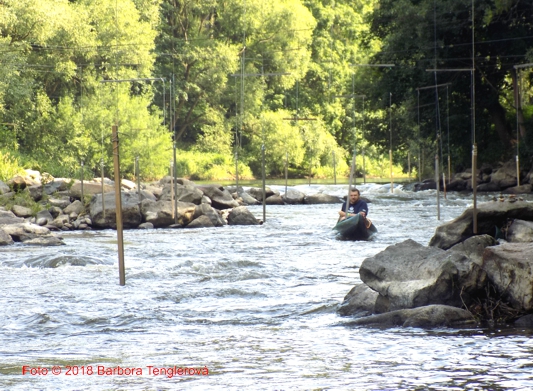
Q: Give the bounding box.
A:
[338,187,368,221]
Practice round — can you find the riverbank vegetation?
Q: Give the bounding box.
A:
[1,0,531,182]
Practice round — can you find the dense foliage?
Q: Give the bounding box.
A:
[1,0,532,181]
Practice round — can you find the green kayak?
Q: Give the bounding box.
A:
[332,214,377,241]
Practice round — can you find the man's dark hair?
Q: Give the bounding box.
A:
[350,187,360,195]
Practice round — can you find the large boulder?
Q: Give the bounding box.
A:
[197,185,239,209]
[483,242,533,312]
[48,196,72,209]
[193,203,226,227]
[338,284,379,317]
[491,160,518,188]
[43,178,70,195]
[265,194,284,205]
[446,178,467,191]
[140,199,196,227]
[506,219,533,242]
[359,239,487,313]
[63,200,85,215]
[448,234,496,265]
[227,206,260,225]
[186,215,215,229]
[346,305,475,328]
[0,210,24,225]
[12,205,33,218]
[1,223,64,245]
[160,183,203,204]
[90,192,142,229]
[282,188,305,204]
[304,193,341,204]
[24,185,43,201]
[503,184,532,194]
[35,210,54,226]
[70,181,114,199]
[237,191,261,206]
[246,187,276,202]
[429,200,533,249]
[0,228,14,246]
[22,236,65,246]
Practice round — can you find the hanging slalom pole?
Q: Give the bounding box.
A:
[389,92,393,194]
[112,125,125,286]
[80,160,84,204]
[332,151,337,185]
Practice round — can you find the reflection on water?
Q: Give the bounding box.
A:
[1,184,533,390]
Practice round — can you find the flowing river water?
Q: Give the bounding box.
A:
[1,184,533,390]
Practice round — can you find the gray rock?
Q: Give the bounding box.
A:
[360,239,486,313]
[12,205,33,218]
[36,210,54,225]
[429,200,533,249]
[448,234,496,265]
[24,185,43,201]
[43,179,70,195]
[0,180,10,195]
[304,193,341,204]
[36,217,48,226]
[338,284,379,317]
[246,187,276,202]
[159,176,195,187]
[193,203,226,227]
[51,214,70,229]
[22,236,65,246]
[0,210,24,225]
[347,305,475,328]
[446,178,466,191]
[227,206,260,225]
[160,183,203,204]
[138,222,154,229]
[477,182,500,192]
[197,185,239,209]
[89,192,142,229]
[503,184,532,194]
[70,182,114,200]
[63,200,84,215]
[265,194,284,205]
[282,188,305,204]
[48,206,62,219]
[238,191,260,205]
[186,214,215,228]
[483,242,533,312]
[137,189,157,202]
[48,196,72,209]
[507,219,533,242]
[145,185,162,199]
[491,160,518,187]
[140,199,196,228]
[514,314,533,328]
[2,223,51,242]
[0,228,14,245]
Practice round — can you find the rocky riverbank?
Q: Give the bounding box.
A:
[338,199,533,329]
[407,158,533,194]
[0,170,343,246]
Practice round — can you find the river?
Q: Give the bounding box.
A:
[1,184,532,390]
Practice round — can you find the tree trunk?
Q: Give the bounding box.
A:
[487,100,512,150]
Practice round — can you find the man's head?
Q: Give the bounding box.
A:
[349,188,360,203]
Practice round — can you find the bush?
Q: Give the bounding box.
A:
[0,150,25,182]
